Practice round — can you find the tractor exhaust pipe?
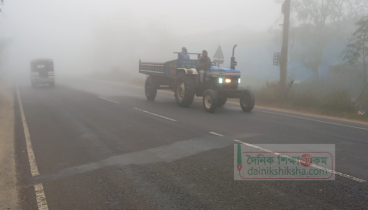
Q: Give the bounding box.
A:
[231,44,237,69]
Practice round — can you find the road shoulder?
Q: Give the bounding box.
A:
[0,83,19,209]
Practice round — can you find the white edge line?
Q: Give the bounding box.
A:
[209,132,225,137]
[134,107,177,122]
[233,139,366,183]
[255,109,368,131]
[225,100,368,131]
[99,96,120,104]
[16,84,40,177]
[16,84,49,210]
[34,183,49,210]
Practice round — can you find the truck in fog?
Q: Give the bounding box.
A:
[30,58,55,87]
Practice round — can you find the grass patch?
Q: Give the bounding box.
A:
[254,81,368,122]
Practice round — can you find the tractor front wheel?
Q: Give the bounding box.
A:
[203,89,218,113]
[240,89,255,112]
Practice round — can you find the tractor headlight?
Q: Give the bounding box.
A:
[225,78,231,83]
[238,78,241,83]
[219,78,223,83]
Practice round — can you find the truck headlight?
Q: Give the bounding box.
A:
[219,78,223,83]
[225,78,231,83]
[238,78,241,83]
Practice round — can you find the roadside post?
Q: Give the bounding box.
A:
[280,0,291,91]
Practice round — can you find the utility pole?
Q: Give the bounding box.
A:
[280,0,291,90]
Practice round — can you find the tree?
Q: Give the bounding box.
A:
[343,16,368,101]
[0,0,4,12]
[290,0,368,80]
[0,39,10,72]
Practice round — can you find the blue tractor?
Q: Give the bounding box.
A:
[139,45,255,113]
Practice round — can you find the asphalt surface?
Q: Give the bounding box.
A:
[14,76,368,210]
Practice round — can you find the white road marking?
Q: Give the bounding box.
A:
[134,107,177,122]
[255,109,368,131]
[16,84,49,210]
[16,84,40,176]
[233,139,366,183]
[34,183,49,210]
[209,132,225,137]
[99,96,120,104]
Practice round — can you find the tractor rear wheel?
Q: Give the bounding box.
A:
[175,75,195,107]
[203,89,218,113]
[240,89,255,112]
[145,76,158,101]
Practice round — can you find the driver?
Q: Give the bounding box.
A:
[197,50,211,85]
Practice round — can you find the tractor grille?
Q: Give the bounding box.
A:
[222,78,239,89]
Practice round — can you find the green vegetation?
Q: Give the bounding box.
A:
[289,0,368,80]
[254,81,368,121]
[342,16,368,105]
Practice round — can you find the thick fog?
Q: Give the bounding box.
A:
[0,0,281,80]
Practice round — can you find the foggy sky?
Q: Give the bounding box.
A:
[0,0,281,76]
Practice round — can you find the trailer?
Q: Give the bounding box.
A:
[139,45,255,113]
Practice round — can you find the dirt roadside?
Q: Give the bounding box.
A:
[0,82,19,210]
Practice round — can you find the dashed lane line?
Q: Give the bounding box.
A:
[16,84,49,210]
[134,107,177,122]
[99,96,120,104]
[209,132,225,137]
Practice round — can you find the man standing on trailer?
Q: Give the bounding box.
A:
[197,50,211,85]
[180,47,190,60]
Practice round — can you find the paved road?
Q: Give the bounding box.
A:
[14,76,368,210]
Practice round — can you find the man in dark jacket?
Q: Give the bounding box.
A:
[197,50,211,84]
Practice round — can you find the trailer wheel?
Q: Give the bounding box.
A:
[240,89,255,112]
[217,97,227,107]
[175,75,195,107]
[203,89,218,113]
[145,76,158,101]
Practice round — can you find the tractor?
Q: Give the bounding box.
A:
[139,45,255,113]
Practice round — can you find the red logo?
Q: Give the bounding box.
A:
[300,154,313,167]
